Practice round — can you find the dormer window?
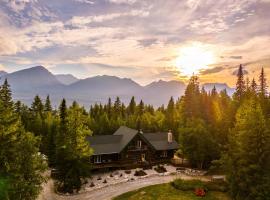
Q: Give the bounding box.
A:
[137,140,142,149]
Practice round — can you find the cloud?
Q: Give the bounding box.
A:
[0,0,270,85]
[74,0,95,4]
[107,0,137,4]
[137,38,158,47]
[230,56,243,59]
[200,66,225,75]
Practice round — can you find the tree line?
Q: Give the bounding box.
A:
[0,64,270,199]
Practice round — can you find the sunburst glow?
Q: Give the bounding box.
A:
[175,43,215,77]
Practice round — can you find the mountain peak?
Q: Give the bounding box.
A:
[55,74,79,85]
[0,70,7,77]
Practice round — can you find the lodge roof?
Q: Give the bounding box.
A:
[87,126,178,155]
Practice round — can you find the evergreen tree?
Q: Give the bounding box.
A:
[113,97,121,117]
[127,96,136,115]
[223,98,270,199]
[107,98,112,119]
[259,67,268,97]
[251,78,257,94]
[0,79,13,108]
[234,64,246,102]
[45,95,52,112]
[182,75,201,119]
[137,100,144,116]
[0,80,46,200]
[55,100,93,193]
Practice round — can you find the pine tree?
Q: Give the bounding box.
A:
[0,81,46,200]
[55,102,93,193]
[107,98,112,119]
[45,95,52,112]
[211,86,217,97]
[127,96,136,115]
[31,95,44,116]
[0,79,13,108]
[182,75,201,119]
[234,64,246,102]
[165,97,175,131]
[251,78,257,94]
[137,100,144,116]
[259,67,267,97]
[113,97,121,117]
[224,98,270,199]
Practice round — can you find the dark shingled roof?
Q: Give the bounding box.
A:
[143,132,179,150]
[87,126,178,155]
[86,135,122,155]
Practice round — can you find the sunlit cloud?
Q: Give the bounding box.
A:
[0,0,269,85]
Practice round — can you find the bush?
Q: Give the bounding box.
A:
[171,179,206,191]
[206,181,228,192]
[171,179,228,192]
[154,165,167,173]
[103,179,107,184]
[90,182,95,187]
[134,170,147,176]
[125,170,131,174]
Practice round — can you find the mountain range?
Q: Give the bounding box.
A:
[0,66,234,107]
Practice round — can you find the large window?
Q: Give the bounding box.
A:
[94,155,102,163]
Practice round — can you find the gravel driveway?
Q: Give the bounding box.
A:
[39,174,209,200]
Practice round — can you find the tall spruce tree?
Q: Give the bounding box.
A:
[45,95,52,112]
[224,98,270,200]
[234,64,246,102]
[55,99,93,193]
[259,67,267,97]
[0,80,46,200]
[127,96,136,115]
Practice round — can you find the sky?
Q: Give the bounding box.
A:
[0,0,270,86]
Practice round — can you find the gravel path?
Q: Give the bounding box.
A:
[38,174,209,200]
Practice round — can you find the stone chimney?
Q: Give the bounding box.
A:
[168,130,173,143]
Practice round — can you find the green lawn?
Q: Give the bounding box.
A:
[113,183,231,200]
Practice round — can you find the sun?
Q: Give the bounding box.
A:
[175,43,215,77]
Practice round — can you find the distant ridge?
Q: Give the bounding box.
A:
[0,66,235,107]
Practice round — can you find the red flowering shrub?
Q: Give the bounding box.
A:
[194,188,206,197]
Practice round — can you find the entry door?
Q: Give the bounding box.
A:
[141,154,146,162]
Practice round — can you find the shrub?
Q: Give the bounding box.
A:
[90,182,95,187]
[171,179,228,192]
[103,179,107,184]
[125,170,131,174]
[171,179,206,191]
[134,170,147,176]
[154,165,167,173]
[195,188,206,197]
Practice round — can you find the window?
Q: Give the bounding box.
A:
[161,151,167,158]
[137,140,142,149]
[141,154,146,162]
[94,155,102,163]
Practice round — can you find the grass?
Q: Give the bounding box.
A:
[113,183,231,200]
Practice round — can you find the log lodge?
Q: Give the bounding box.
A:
[87,126,178,169]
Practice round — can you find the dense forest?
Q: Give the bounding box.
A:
[1,64,270,199]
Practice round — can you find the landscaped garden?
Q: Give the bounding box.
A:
[113,179,230,200]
